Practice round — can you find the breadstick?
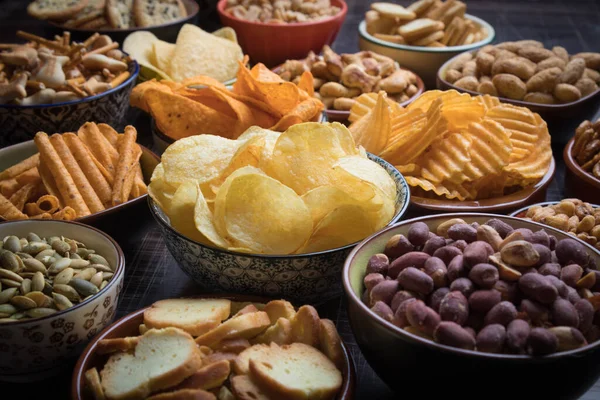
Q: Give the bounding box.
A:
[97,123,119,148]
[0,153,39,180]
[111,126,141,205]
[0,193,28,220]
[8,183,37,211]
[34,132,90,217]
[14,167,41,187]
[78,122,119,177]
[38,155,63,208]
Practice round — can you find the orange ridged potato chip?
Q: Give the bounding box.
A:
[349,92,391,155]
[419,131,472,184]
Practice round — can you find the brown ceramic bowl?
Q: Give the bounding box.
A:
[71,294,356,400]
[0,139,160,228]
[409,157,555,213]
[271,65,425,123]
[46,0,199,44]
[563,137,600,204]
[343,213,600,399]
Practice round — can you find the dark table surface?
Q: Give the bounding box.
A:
[1,0,600,398]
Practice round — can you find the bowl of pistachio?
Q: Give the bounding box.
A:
[0,219,125,382]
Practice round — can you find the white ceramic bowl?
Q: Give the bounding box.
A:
[358,14,495,88]
[0,219,125,382]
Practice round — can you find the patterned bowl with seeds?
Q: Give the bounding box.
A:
[0,219,125,382]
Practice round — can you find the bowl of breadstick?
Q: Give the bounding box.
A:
[358,1,495,88]
[0,30,139,147]
[0,122,159,227]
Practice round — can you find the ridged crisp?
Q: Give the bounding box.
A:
[463,119,512,180]
[420,131,472,184]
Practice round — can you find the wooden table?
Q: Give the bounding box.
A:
[1,0,600,398]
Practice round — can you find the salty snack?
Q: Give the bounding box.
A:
[0,122,148,221]
[149,122,397,254]
[86,298,344,400]
[224,0,341,23]
[447,42,600,103]
[277,46,420,111]
[348,90,552,201]
[0,30,131,105]
[130,58,323,140]
[516,200,600,250]
[363,218,600,355]
[366,1,488,47]
[0,233,115,322]
[124,25,243,82]
[27,0,188,29]
[572,119,600,179]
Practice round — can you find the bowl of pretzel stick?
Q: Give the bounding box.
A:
[0,122,160,227]
[0,30,139,147]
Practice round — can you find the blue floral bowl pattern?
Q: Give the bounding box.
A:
[0,61,139,147]
[149,153,410,303]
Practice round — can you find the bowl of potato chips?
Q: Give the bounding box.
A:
[147,123,410,302]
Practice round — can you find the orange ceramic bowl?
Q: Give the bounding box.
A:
[563,137,600,203]
[217,0,347,67]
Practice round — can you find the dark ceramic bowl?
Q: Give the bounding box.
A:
[0,61,139,147]
[0,219,125,383]
[0,139,160,230]
[343,213,600,400]
[46,0,200,44]
[148,154,410,303]
[563,137,600,204]
[217,0,347,67]
[71,293,356,400]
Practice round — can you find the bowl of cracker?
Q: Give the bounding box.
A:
[27,0,200,43]
[72,295,356,399]
[358,1,495,88]
[0,30,139,147]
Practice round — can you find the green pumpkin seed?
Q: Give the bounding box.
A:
[100,280,108,289]
[101,272,114,280]
[35,248,56,261]
[31,272,45,293]
[70,253,81,260]
[16,252,33,260]
[89,263,112,273]
[0,288,18,304]
[48,258,72,274]
[51,240,71,256]
[0,303,17,315]
[25,291,48,307]
[70,259,90,269]
[3,236,21,253]
[0,268,23,282]
[19,238,28,247]
[54,268,74,285]
[26,233,42,242]
[69,279,99,297]
[73,267,97,281]
[90,272,103,288]
[11,312,26,320]
[25,308,56,318]
[23,258,47,274]
[0,279,21,288]
[0,318,17,323]
[52,292,73,311]
[76,248,95,258]
[65,238,78,253]
[0,251,22,272]
[19,279,31,295]
[53,284,80,301]
[11,295,37,310]
[46,236,60,245]
[22,241,51,255]
[88,254,110,268]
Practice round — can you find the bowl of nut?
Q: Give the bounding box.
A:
[344,213,600,399]
[217,0,347,67]
[0,219,124,382]
[563,120,600,204]
[274,46,425,122]
[72,295,356,400]
[0,30,139,147]
[358,1,495,88]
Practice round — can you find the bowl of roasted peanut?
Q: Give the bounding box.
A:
[563,120,600,204]
[273,45,425,122]
[0,30,139,147]
[217,0,347,67]
[358,1,495,88]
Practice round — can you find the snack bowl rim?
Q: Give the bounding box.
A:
[358,14,495,54]
[71,293,356,400]
[509,200,600,218]
[216,0,348,27]
[147,152,410,258]
[563,136,600,187]
[343,212,600,361]
[0,218,125,326]
[0,139,160,223]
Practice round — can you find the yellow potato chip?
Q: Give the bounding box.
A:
[407,89,461,113]
[441,96,485,131]
[123,31,173,80]
[221,173,313,254]
[152,40,175,73]
[333,155,396,202]
[405,176,475,201]
[212,27,238,43]
[301,185,363,226]
[348,92,405,123]
[395,163,421,176]
[474,94,501,110]
[349,92,391,155]
[148,165,177,213]
[463,119,512,180]
[419,131,472,184]
[485,104,539,163]
[170,181,210,244]
[193,183,232,249]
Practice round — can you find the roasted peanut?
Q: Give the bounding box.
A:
[545,275,569,298]
[407,222,430,246]
[559,58,586,84]
[520,299,550,325]
[477,225,503,251]
[574,299,594,333]
[429,287,451,313]
[391,291,418,313]
[449,240,468,252]
[433,246,463,265]
[454,76,478,91]
[384,234,414,260]
[364,273,385,292]
[366,254,389,275]
[424,257,448,288]
[476,52,495,76]
[533,244,552,267]
[519,273,558,304]
[575,77,598,96]
[494,280,519,303]
[463,241,495,268]
[491,57,536,80]
[439,291,469,325]
[490,254,522,282]
[561,264,584,288]
[422,236,447,256]
[572,52,600,70]
[447,224,477,243]
[477,80,498,96]
[517,46,554,63]
[506,319,531,352]
[445,69,463,84]
[500,240,540,268]
[392,298,417,328]
[523,91,556,104]
[536,56,566,72]
[469,263,499,288]
[434,321,476,349]
[371,301,394,322]
[549,326,587,351]
[406,300,441,336]
[552,298,580,327]
[493,73,527,100]
[484,301,517,326]
[476,324,506,353]
[527,327,558,355]
[554,83,581,102]
[449,278,475,298]
[398,267,434,295]
[532,230,551,247]
[469,290,502,313]
[526,67,562,93]
[447,255,466,282]
[485,219,514,239]
[436,218,467,237]
[552,46,570,62]
[388,252,430,279]
[369,280,399,306]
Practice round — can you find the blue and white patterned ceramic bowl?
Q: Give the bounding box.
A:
[0,61,139,147]
[149,154,410,303]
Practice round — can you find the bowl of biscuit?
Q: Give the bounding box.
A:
[72,295,355,400]
[563,119,600,204]
[27,0,200,43]
[358,1,495,88]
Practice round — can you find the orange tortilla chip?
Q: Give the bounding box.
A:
[130,80,176,113]
[297,71,315,98]
[270,97,323,132]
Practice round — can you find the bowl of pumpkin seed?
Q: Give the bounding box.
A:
[0,219,125,382]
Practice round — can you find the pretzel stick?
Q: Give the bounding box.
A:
[67,77,85,85]
[16,31,68,52]
[67,43,85,57]
[84,42,118,57]
[82,33,100,48]
[63,31,71,47]
[0,193,27,220]
[67,82,86,97]
[110,71,130,88]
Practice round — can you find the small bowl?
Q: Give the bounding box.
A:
[358,15,495,88]
[343,213,600,399]
[149,153,410,303]
[510,201,600,218]
[46,0,199,44]
[0,139,160,227]
[0,61,139,147]
[409,157,556,213]
[217,0,347,67]
[0,219,125,382]
[563,137,600,204]
[71,293,356,400]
